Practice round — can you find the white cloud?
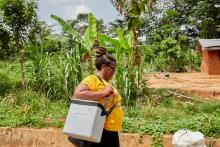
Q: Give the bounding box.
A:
[46,0,70,5]
[63,4,91,20]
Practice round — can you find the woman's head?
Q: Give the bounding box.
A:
[94,46,116,81]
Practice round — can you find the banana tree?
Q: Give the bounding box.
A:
[51,13,97,73]
[36,13,97,98]
[110,0,156,68]
[98,27,146,106]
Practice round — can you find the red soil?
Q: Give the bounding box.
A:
[148,72,220,100]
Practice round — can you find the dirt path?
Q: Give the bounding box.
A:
[148,72,220,100]
[1,127,220,147]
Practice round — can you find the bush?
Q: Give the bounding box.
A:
[0,89,68,127]
[0,72,13,97]
[13,90,49,110]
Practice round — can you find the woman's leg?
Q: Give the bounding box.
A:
[68,136,92,147]
[68,129,120,147]
[90,129,120,147]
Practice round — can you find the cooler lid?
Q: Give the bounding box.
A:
[71,99,104,110]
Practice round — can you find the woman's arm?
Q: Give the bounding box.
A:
[73,83,113,100]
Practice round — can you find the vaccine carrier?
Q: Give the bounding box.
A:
[63,99,108,143]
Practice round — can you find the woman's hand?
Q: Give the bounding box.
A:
[103,85,114,97]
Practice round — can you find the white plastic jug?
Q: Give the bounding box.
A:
[172,130,206,147]
[63,99,106,143]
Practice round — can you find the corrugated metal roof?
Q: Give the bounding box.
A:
[199,39,220,50]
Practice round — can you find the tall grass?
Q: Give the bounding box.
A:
[0,60,21,83]
[25,13,149,106]
[0,72,13,97]
[29,41,84,100]
[28,13,98,100]
[0,60,20,97]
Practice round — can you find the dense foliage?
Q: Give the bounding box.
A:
[0,0,38,87]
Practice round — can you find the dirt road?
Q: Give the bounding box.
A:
[148,72,220,100]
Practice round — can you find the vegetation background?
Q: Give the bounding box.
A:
[1,0,220,146]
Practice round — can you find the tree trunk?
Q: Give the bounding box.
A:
[19,49,26,88]
[132,29,141,68]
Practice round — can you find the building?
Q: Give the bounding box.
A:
[199,39,220,75]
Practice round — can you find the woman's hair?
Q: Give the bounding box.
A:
[93,41,116,70]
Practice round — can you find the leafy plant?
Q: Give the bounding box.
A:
[27,13,98,100]
[0,72,13,97]
[98,27,149,107]
[51,13,97,74]
[0,0,37,87]
[143,25,200,72]
[110,0,156,67]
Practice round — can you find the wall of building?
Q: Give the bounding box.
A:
[201,50,209,74]
[201,50,220,75]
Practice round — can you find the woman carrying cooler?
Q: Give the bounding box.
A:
[69,46,123,147]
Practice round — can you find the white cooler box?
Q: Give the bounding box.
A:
[63,99,106,143]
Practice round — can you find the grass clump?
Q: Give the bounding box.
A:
[0,72,13,97]
[0,89,68,128]
[0,60,20,83]
[122,88,220,146]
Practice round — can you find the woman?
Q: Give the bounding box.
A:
[68,46,123,147]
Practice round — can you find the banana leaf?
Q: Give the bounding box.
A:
[51,14,89,56]
[117,27,132,54]
[84,13,97,49]
[51,14,82,43]
[98,33,120,49]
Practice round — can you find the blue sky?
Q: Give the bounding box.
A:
[38,0,122,31]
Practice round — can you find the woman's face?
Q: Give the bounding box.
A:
[102,62,116,81]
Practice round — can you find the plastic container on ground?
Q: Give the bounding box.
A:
[172,130,206,147]
[63,99,106,143]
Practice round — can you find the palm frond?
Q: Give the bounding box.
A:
[110,0,156,16]
[110,0,125,15]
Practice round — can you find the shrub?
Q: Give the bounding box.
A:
[0,72,13,97]
[0,89,68,128]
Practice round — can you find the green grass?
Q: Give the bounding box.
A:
[0,89,68,128]
[122,89,220,138]
[0,60,20,82]
[1,88,220,138]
